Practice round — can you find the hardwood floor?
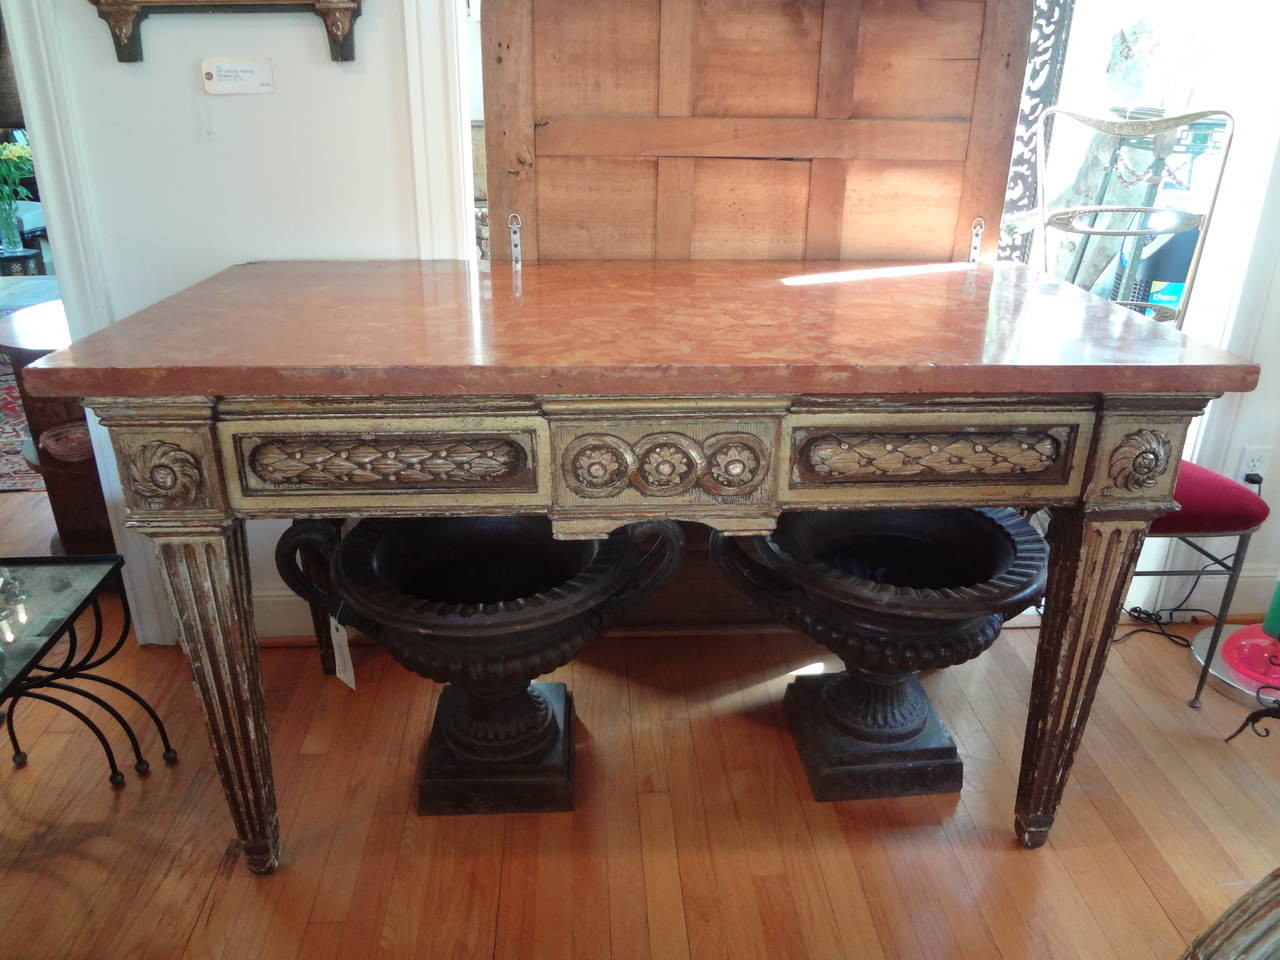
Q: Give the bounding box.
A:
[0,491,1275,958]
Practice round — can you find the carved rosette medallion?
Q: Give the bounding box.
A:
[248,437,526,488]
[563,434,637,499]
[700,432,769,497]
[561,430,769,499]
[632,433,705,497]
[1108,429,1173,491]
[127,440,203,509]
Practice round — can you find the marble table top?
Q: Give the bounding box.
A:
[24,260,1259,398]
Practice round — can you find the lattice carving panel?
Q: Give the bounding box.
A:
[234,432,537,496]
[791,425,1076,487]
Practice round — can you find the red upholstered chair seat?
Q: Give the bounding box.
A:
[1150,459,1271,536]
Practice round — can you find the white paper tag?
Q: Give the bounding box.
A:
[201,57,275,95]
[329,616,355,690]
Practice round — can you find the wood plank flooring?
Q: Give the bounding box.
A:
[0,490,1276,958]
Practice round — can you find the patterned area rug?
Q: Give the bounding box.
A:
[0,360,44,491]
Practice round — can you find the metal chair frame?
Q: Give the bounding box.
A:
[1130,527,1261,707]
[1035,106,1234,329]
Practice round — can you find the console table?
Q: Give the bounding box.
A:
[23,259,1259,875]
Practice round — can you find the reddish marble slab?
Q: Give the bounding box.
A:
[24,260,1259,398]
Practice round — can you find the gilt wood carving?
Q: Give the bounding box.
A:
[87,392,1215,872]
[564,431,768,500]
[126,440,203,509]
[793,427,1074,486]
[246,436,531,490]
[1108,429,1173,491]
[87,0,361,63]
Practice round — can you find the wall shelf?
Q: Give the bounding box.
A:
[87,1,361,63]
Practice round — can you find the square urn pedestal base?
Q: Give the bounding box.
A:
[418,681,575,815]
[784,674,962,801]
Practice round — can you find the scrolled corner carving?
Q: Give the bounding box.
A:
[700,432,769,496]
[1108,429,1173,491]
[127,440,203,509]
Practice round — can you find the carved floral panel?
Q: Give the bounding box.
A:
[793,427,1075,486]
[238,434,535,494]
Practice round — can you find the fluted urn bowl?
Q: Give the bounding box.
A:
[324,517,650,682]
[712,507,1048,799]
[277,515,682,813]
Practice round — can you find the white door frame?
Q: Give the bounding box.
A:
[402,0,475,262]
[2,0,175,644]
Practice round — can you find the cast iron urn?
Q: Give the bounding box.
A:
[712,508,1048,800]
[278,516,683,814]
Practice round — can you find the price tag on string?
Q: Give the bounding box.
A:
[328,607,355,690]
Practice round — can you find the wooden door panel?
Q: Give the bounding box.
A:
[851,57,979,119]
[537,158,659,260]
[692,0,825,117]
[690,159,810,259]
[839,161,964,260]
[484,0,1031,263]
[858,0,985,60]
[533,0,660,116]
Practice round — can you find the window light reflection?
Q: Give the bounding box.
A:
[779,261,974,287]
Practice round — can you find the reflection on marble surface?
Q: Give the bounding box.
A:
[24,259,1258,398]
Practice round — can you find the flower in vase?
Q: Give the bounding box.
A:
[0,141,33,252]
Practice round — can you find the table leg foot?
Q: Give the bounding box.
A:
[1014,815,1051,849]
[1015,507,1151,849]
[244,828,282,875]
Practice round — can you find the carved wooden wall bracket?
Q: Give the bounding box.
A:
[87,0,361,63]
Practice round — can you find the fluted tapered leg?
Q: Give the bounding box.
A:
[1015,507,1149,848]
[153,520,280,874]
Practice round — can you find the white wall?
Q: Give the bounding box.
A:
[8,0,468,639]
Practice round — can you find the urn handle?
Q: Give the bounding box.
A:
[609,519,687,611]
[274,519,351,622]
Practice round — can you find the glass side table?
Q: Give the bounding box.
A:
[0,556,177,786]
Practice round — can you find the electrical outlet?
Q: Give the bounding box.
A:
[1237,445,1272,484]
